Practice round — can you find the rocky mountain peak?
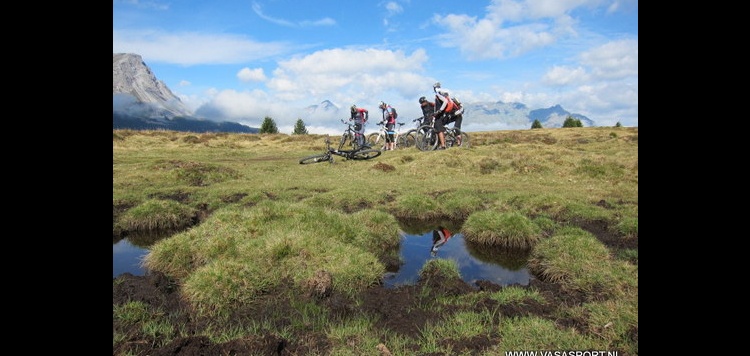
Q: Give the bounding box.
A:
[113,53,192,118]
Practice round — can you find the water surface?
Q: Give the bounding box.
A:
[113,227,532,287]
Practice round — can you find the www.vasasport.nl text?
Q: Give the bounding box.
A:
[505,351,618,356]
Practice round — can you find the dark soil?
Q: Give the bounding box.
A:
[113,220,637,355]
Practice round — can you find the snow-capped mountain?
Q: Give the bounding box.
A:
[304,100,341,116]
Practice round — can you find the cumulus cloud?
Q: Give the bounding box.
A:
[238,67,267,82]
[431,0,593,60]
[579,39,638,80]
[192,47,436,132]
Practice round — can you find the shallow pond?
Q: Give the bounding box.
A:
[113,225,531,287]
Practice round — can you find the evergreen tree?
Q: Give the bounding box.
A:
[562,116,583,128]
[292,118,309,135]
[615,121,622,127]
[531,119,543,129]
[259,116,279,133]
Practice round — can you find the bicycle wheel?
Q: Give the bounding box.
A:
[455,130,470,148]
[339,133,349,150]
[399,130,417,149]
[350,149,382,160]
[367,133,383,149]
[299,153,331,164]
[416,126,438,151]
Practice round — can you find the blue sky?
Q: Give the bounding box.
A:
[113,0,638,134]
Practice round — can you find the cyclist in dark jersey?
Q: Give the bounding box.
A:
[418,96,435,127]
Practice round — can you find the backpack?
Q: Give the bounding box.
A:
[435,95,456,113]
[384,107,397,124]
[451,97,462,111]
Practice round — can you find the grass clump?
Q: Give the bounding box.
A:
[462,210,542,249]
[115,199,197,233]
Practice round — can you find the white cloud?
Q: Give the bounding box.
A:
[252,1,335,27]
[113,29,293,65]
[543,66,589,86]
[385,1,403,15]
[431,0,591,60]
[237,67,267,82]
[579,39,638,80]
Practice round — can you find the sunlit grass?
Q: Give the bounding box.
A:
[114,127,638,354]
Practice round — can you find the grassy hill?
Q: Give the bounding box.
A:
[113,127,638,355]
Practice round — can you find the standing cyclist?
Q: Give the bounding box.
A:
[350,104,369,148]
[433,82,464,149]
[418,96,436,128]
[378,101,397,151]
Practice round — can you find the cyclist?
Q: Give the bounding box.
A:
[431,226,453,256]
[378,101,397,150]
[418,96,436,127]
[350,104,369,147]
[433,82,464,149]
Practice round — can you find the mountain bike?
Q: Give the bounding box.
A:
[366,121,413,150]
[299,123,382,164]
[415,114,470,151]
[336,119,367,150]
[402,116,431,150]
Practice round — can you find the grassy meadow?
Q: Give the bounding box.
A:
[113,126,638,355]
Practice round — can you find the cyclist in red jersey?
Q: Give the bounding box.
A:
[431,226,453,256]
[349,104,369,147]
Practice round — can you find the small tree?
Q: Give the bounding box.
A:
[531,119,543,129]
[259,116,279,134]
[292,118,309,135]
[615,121,622,127]
[562,116,583,128]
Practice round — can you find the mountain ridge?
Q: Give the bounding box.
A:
[113,53,594,133]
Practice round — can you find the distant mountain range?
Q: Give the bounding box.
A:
[113,53,593,133]
[303,100,593,129]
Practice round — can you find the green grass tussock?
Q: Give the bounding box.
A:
[527,226,637,298]
[115,199,197,233]
[462,210,542,249]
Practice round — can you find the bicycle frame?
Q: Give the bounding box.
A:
[367,121,407,150]
[338,119,364,150]
[299,132,382,164]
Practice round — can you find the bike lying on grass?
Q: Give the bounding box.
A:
[299,129,382,164]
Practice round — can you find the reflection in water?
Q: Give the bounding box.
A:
[383,228,531,289]
[113,230,175,278]
[464,241,531,271]
[113,239,148,277]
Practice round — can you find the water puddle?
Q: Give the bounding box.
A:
[383,229,531,288]
[113,224,532,287]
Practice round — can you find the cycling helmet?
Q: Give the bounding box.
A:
[350,104,357,113]
[433,82,441,89]
[419,96,426,104]
[379,101,387,109]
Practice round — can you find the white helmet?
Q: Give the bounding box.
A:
[433,82,441,89]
